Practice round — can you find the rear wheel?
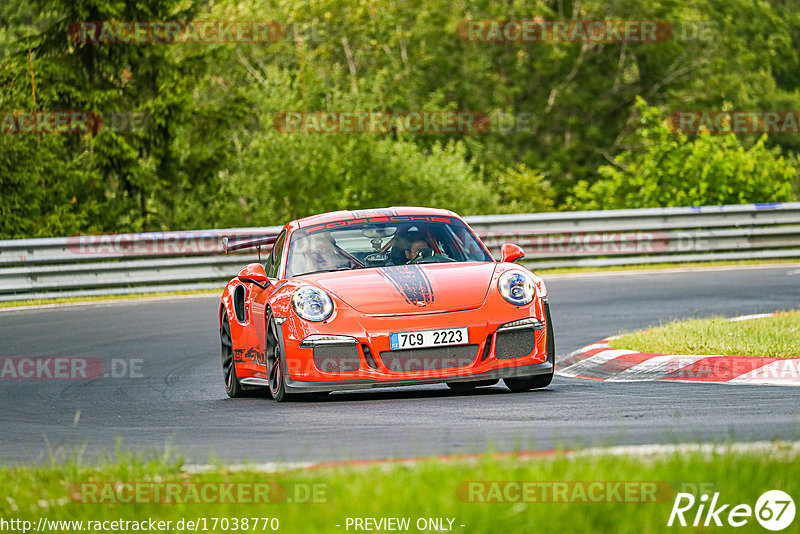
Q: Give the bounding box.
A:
[265,308,293,402]
[446,379,499,392]
[221,312,247,398]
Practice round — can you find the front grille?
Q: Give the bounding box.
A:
[495,329,535,359]
[380,344,479,372]
[313,344,360,373]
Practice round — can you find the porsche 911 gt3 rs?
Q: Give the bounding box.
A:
[219,207,554,401]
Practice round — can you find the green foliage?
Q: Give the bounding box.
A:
[0,134,93,237]
[2,0,800,238]
[488,163,555,214]
[170,88,498,226]
[174,132,499,228]
[568,98,797,210]
[0,0,237,236]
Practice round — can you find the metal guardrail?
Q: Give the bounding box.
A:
[472,203,800,268]
[1,203,799,301]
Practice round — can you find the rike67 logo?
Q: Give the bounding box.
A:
[668,490,795,530]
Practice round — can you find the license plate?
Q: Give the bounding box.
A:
[390,327,468,350]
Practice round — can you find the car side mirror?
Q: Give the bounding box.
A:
[500,243,525,263]
[238,263,270,289]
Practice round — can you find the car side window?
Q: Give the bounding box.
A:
[266,230,286,278]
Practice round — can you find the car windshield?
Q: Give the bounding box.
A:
[286,217,493,277]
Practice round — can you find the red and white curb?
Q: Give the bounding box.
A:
[557,314,799,386]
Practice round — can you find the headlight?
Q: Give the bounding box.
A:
[498,270,535,306]
[291,286,334,322]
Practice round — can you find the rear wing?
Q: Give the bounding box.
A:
[221,234,279,254]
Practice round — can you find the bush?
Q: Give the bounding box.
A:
[171,130,498,228]
[488,163,555,214]
[166,64,500,228]
[568,97,798,210]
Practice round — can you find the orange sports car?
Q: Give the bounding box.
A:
[219,207,554,401]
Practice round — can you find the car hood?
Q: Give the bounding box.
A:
[306,262,498,315]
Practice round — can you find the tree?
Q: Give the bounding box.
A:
[568,98,797,210]
[168,67,499,227]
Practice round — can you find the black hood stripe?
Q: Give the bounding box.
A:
[380,265,435,307]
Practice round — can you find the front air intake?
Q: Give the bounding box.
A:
[313,345,361,373]
[494,329,534,359]
[494,317,543,359]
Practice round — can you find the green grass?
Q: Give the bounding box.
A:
[0,289,221,309]
[613,311,800,358]
[0,453,800,533]
[1,446,797,533]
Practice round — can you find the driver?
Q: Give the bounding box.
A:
[392,231,433,264]
[405,236,433,262]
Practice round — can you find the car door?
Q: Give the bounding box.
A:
[252,229,287,368]
[233,228,288,377]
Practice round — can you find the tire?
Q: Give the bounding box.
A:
[504,373,553,392]
[265,307,293,402]
[504,303,556,392]
[446,379,499,392]
[220,312,247,398]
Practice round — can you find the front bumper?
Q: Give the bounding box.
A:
[273,297,552,392]
[283,361,553,393]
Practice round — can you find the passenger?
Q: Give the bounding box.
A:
[304,232,349,272]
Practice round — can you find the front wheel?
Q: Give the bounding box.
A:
[504,373,553,392]
[505,303,555,392]
[265,308,292,402]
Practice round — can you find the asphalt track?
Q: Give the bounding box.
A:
[1,265,798,465]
